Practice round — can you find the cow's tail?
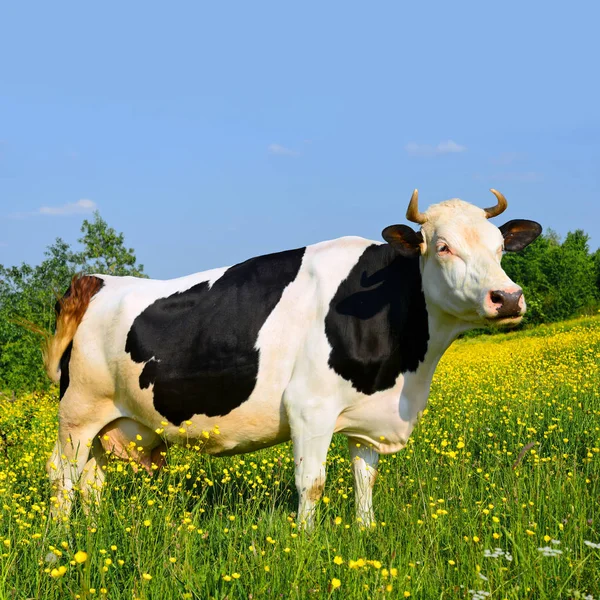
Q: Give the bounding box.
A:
[43,275,104,382]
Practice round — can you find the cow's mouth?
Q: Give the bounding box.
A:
[485,314,523,327]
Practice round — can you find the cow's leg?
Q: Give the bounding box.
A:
[48,424,101,519]
[348,438,379,526]
[79,437,108,513]
[46,440,64,514]
[48,394,120,519]
[287,402,337,529]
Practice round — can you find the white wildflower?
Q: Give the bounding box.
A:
[468,591,490,600]
[537,546,563,557]
[483,547,512,561]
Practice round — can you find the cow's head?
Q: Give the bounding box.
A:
[382,190,542,326]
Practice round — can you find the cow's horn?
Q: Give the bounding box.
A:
[406,189,427,224]
[484,189,508,219]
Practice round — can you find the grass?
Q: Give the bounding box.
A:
[0,316,599,599]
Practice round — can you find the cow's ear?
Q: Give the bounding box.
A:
[382,224,424,257]
[499,219,543,252]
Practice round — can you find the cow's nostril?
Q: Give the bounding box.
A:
[490,291,504,305]
[489,289,523,317]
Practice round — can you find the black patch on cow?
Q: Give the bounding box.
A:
[59,342,73,400]
[325,243,429,394]
[125,247,306,424]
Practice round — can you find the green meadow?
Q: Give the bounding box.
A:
[0,317,599,599]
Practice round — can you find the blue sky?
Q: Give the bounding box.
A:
[1,2,599,278]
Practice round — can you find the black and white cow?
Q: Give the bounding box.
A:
[45,190,541,525]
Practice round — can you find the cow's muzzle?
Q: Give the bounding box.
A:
[484,286,525,322]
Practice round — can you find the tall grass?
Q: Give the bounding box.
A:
[0,317,598,598]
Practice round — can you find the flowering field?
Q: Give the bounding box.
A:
[0,317,599,599]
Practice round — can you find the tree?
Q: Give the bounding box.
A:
[593,248,600,293]
[0,213,147,393]
[76,211,146,277]
[540,230,598,321]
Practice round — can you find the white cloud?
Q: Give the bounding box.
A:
[268,143,299,156]
[436,140,466,154]
[38,198,96,216]
[9,199,97,219]
[405,140,467,157]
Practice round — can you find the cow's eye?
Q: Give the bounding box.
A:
[437,244,451,255]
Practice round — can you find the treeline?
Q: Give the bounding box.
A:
[1,215,599,393]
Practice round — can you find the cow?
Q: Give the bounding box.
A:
[44,190,541,527]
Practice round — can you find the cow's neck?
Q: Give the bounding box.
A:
[420,302,472,377]
[399,285,476,417]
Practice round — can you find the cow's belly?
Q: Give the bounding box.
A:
[114,382,291,456]
[187,392,292,456]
